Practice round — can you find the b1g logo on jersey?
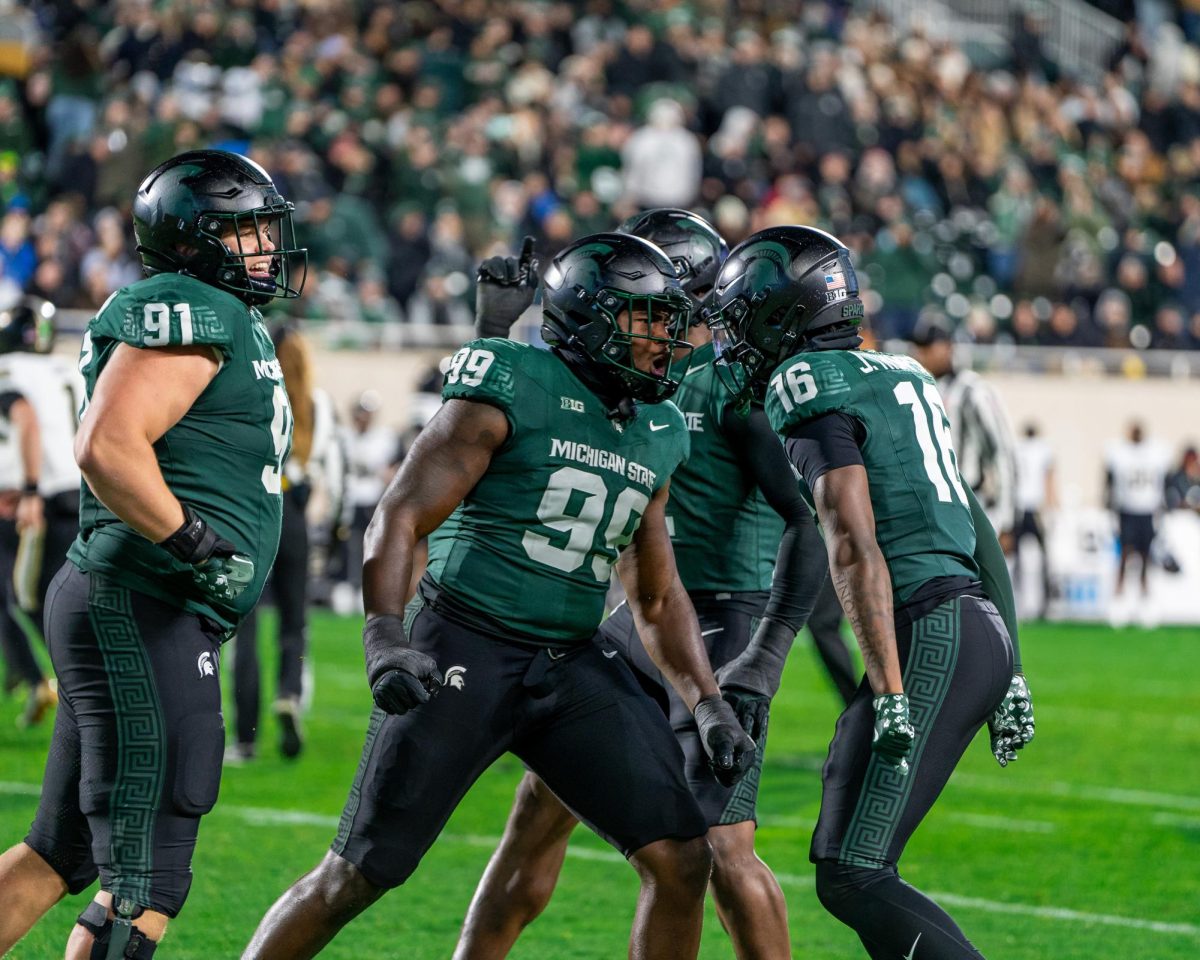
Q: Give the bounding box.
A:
[560,396,584,413]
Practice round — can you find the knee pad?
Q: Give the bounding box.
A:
[172,712,224,815]
[814,859,894,922]
[78,901,158,960]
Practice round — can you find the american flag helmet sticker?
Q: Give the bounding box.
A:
[824,265,847,291]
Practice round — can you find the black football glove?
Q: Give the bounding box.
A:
[363,614,443,715]
[693,693,757,787]
[159,502,255,604]
[714,618,798,743]
[475,235,539,338]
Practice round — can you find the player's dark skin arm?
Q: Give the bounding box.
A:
[244,398,512,960]
[75,343,219,541]
[363,398,509,618]
[812,465,904,695]
[617,481,719,711]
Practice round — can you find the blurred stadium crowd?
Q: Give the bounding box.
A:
[5,0,1200,349]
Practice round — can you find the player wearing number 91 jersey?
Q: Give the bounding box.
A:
[1,149,305,960]
[70,270,291,628]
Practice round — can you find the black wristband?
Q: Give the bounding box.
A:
[159,502,220,564]
[21,481,39,496]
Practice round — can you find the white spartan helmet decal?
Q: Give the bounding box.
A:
[444,666,467,690]
[197,651,215,678]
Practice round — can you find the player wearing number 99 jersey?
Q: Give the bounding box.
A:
[243,234,755,960]
[0,149,305,960]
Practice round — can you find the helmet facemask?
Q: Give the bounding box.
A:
[194,202,307,306]
[706,234,864,406]
[588,286,695,403]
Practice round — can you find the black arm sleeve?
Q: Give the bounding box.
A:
[721,403,828,632]
[782,411,866,491]
[0,390,24,418]
[966,484,1022,671]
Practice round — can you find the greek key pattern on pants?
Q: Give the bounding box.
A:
[839,600,961,867]
[719,719,768,826]
[89,578,166,905]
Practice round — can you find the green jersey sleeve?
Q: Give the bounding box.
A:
[763,350,855,433]
[442,338,521,429]
[93,273,243,360]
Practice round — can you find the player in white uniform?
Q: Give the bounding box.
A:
[0,296,83,727]
[1105,421,1171,611]
[1013,422,1056,618]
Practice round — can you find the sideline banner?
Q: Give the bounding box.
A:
[1019,509,1200,625]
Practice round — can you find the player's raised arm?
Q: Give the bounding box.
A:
[360,397,508,715]
[618,481,755,786]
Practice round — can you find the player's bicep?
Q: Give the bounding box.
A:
[82,342,219,445]
[812,465,878,566]
[378,398,508,538]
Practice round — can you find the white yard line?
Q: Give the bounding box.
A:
[210,805,1196,937]
[949,773,1200,812]
[1152,812,1200,830]
[0,780,41,796]
[3,785,1196,938]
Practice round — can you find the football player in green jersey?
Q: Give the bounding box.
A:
[705,225,1035,959]
[0,149,306,960]
[453,209,829,960]
[243,234,755,960]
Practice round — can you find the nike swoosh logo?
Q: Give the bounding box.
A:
[649,422,669,431]
[683,364,709,378]
[701,627,725,637]
[602,649,619,659]
[904,932,922,960]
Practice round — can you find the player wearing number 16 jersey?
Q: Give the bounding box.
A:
[706,225,1034,959]
[0,149,306,960]
[244,233,755,960]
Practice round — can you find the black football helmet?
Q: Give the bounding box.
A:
[132,149,307,306]
[541,233,694,404]
[703,225,864,402]
[616,208,728,314]
[0,296,56,354]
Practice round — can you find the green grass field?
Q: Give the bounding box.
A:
[3,614,1198,958]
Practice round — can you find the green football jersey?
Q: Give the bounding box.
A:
[68,273,292,630]
[666,341,783,594]
[427,339,689,644]
[764,348,977,603]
